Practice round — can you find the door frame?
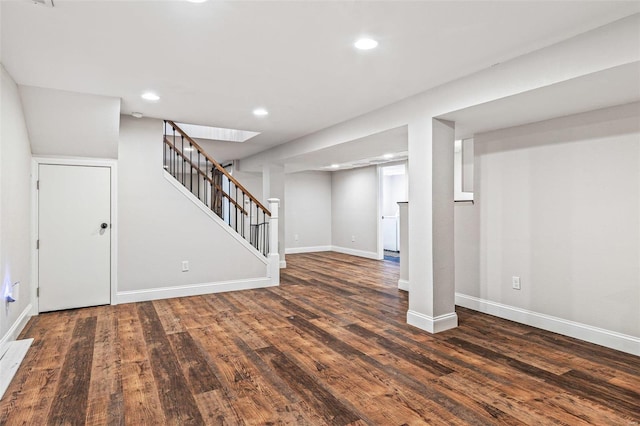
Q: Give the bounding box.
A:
[31,157,118,315]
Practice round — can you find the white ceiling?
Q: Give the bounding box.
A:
[20,85,120,158]
[441,62,640,140]
[2,1,639,163]
[283,126,408,173]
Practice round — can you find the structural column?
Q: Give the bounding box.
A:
[263,164,286,267]
[406,118,457,333]
[267,198,280,285]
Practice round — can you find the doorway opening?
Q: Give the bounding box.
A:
[379,163,407,262]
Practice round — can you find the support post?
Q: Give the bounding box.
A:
[407,118,458,333]
[267,198,280,285]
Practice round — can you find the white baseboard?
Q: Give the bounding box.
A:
[407,309,458,333]
[116,278,276,304]
[331,246,381,260]
[0,303,33,356]
[285,245,332,254]
[398,279,409,292]
[279,260,287,269]
[455,293,640,356]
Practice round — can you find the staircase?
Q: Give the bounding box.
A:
[163,120,273,257]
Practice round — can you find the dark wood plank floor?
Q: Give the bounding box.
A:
[2,252,639,425]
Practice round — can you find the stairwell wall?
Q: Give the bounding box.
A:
[117,116,269,300]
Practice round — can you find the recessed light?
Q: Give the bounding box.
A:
[354,38,378,50]
[131,112,143,118]
[253,108,269,116]
[141,92,160,101]
[330,164,340,169]
[383,153,393,159]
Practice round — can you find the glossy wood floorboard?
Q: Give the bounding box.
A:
[2,252,639,425]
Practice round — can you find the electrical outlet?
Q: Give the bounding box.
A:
[182,261,189,272]
[512,276,521,290]
[351,235,356,242]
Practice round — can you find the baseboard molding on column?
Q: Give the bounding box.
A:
[455,293,640,356]
[398,279,409,291]
[279,260,287,268]
[407,310,458,333]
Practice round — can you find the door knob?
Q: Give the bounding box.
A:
[101,223,109,229]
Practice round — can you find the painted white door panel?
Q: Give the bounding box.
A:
[38,164,111,312]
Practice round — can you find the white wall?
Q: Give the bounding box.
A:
[0,65,33,345]
[19,86,120,159]
[331,166,379,258]
[381,172,406,217]
[284,171,332,252]
[455,103,640,338]
[233,170,264,206]
[118,116,268,295]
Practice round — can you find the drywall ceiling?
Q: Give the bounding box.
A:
[282,126,408,173]
[441,62,640,139]
[2,1,639,161]
[20,86,120,158]
[281,61,640,174]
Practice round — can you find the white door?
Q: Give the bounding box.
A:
[38,164,111,312]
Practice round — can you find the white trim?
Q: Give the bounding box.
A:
[331,246,382,260]
[279,260,287,268]
[32,156,118,311]
[116,277,276,304]
[376,165,384,260]
[407,309,458,333]
[268,254,280,285]
[30,161,39,315]
[0,303,32,351]
[285,245,332,254]
[398,279,409,291]
[163,171,268,265]
[455,293,640,356]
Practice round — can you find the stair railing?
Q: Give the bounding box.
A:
[163,120,270,256]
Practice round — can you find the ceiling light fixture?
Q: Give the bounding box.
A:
[141,92,160,101]
[330,164,340,169]
[131,112,143,118]
[253,108,269,116]
[383,153,393,159]
[354,38,378,50]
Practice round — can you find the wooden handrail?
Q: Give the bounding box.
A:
[165,120,270,216]
[163,138,248,216]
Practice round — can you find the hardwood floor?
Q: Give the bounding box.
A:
[2,252,639,425]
